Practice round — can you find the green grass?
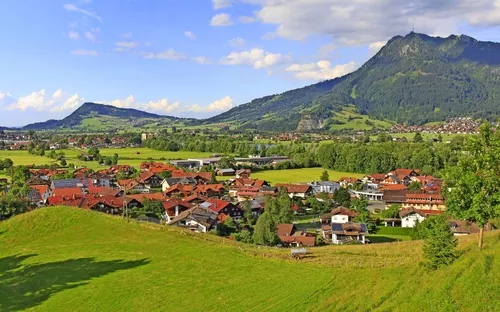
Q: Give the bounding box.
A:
[1,207,499,311]
[252,168,364,184]
[374,132,468,142]
[0,149,211,171]
[330,106,393,131]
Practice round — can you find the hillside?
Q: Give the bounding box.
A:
[1,207,499,311]
[23,102,188,131]
[206,32,500,131]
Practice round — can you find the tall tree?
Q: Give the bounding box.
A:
[320,170,330,181]
[443,122,500,249]
[422,215,458,269]
[252,212,278,246]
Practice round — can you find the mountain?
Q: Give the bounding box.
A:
[207,32,500,131]
[23,102,185,131]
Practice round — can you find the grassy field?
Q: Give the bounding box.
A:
[0,149,211,171]
[252,168,364,184]
[329,106,393,131]
[0,207,499,311]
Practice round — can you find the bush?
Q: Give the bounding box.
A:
[422,215,458,270]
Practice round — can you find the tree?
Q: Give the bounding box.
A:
[112,153,119,165]
[333,188,351,207]
[413,132,424,143]
[60,159,67,167]
[104,157,113,166]
[12,166,30,187]
[407,181,422,190]
[88,147,100,158]
[241,200,254,225]
[209,170,217,184]
[443,122,500,249]
[252,212,278,246]
[320,170,330,181]
[422,215,458,270]
[351,197,368,213]
[0,192,29,220]
[380,204,401,219]
[231,229,253,244]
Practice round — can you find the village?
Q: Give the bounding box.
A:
[2,151,485,249]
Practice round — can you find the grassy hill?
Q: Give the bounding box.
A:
[1,207,499,311]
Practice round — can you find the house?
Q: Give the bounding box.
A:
[168,205,219,233]
[448,220,491,236]
[26,188,44,207]
[127,193,166,207]
[51,178,93,191]
[88,173,112,187]
[201,198,244,220]
[276,223,315,247]
[309,181,340,194]
[236,169,251,179]
[338,177,361,188]
[52,187,84,198]
[139,171,163,189]
[399,208,443,228]
[118,179,150,194]
[182,194,208,204]
[26,176,50,186]
[164,183,194,198]
[161,177,197,192]
[320,207,359,224]
[234,186,261,201]
[87,186,123,197]
[403,193,446,211]
[239,199,264,217]
[382,190,421,208]
[217,168,235,176]
[275,184,312,199]
[322,223,368,244]
[31,185,51,202]
[194,184,225,197]
[171,172,211,184]
[384,169,420,186]
[163,199,193,222]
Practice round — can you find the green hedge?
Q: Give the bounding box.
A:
[376,226,412,236]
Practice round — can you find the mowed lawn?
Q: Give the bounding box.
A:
[1,207,499,311]
[252,168,364,184]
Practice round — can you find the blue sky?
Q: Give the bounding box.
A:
[1,0,500,126]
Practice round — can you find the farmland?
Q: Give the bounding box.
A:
[252,168,364,184]
[1,207,499,311]
[0,149,212,171]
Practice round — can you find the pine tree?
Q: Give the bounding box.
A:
[422,215,458,270]
[320,170,329,181]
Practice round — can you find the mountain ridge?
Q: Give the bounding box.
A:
[19,32,500,132]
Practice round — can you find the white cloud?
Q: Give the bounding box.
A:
[121,32,133,39]
[68,31,80,40]
[318,42,337,57]
[184,31,196,39]
[239,16,256,24]
[6,89,84,112]
[368,41,387,56]
[286,60,358,81]
[0,91,15,107]
[63,3,102,23]
[212,0,232,10]
[219,48,289,69]
[193,57,212,64]
[206,96,233,112]
[250,0,500,45]
[71,49,98,56]
[142,49,186,60]
[116,41,140,48]
[227,37,246,47]
[84,31,97,42]
[210,13,233,26]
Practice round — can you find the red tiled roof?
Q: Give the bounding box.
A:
[163,199,192,211]
[195,184,225,193]
[127,192,166,204]
[391,169,420,177]
[164,183,193,195]
[381,184,407,191]
[205,198,231,213]
[369,173,386,181]
[182,194,208,203]
[171,172,211,181]
[32,185,49,195]
[52,188,83,197]
[275,184,311,194]
[338,177,360,183]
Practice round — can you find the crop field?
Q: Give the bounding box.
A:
[0,207,499,311]
[252,168,364,184]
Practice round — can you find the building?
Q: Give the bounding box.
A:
[320,207,359,224]
[236,169,251,179]
[276,224,315,247]
[217,168,235,176]
[399,208,443,228]
[141,133,155,141]
[168,205,219,233]
[201,198,243,220]
[309,181,340,194]
[275,184,312,199]
[322,223,368,244]
[163,199,193,223]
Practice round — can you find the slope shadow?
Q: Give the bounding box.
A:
[0,254,149,311]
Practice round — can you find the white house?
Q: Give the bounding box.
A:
[399,208,442,228]
[323,223,368,245]
[168,206,218,233]
[309,181,340,194]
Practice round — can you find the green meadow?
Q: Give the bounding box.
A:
[0,207,499,311]
[252,168,364,184]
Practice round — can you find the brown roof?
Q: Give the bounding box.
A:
[168,205,219,228]
[399,208,443,218]
[383,190,422,203]
[275,184,311,193]
[279,235,315,247]
[127,192,166,204]
[277,223,294,236]
[330,207,359,217]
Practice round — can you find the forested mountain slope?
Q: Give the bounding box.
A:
[207,32,500,130]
